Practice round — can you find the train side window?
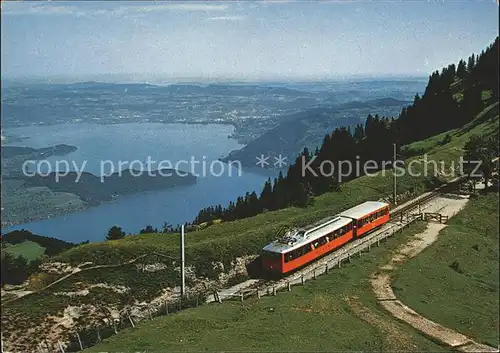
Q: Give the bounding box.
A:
[318,236,328,247]
[285,248,299,262]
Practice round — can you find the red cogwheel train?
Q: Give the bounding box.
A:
[261,201,390,274]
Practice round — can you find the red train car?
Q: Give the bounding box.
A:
[340,201,390,238]
[261,201,390,274]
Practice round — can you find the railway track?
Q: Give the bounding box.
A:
[210,177,466,303]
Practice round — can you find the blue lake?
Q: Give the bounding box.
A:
[2,122,274,243]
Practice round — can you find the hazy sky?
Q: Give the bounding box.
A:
[1,1,498,81]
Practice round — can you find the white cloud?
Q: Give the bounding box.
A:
[0,2,231,17]
[207,16,245,21]
[148,3,230,12]
[1,3,83,16]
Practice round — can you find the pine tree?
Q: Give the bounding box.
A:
[467,53,476,73]
[106,226,126,240]
[457,59,467,79]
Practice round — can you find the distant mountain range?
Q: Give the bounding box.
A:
[221,98,410,168]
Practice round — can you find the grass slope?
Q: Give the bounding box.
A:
[85,223,447,352]
[54,101,499,271]
[402,100,498,157]
[2,101,498,350]
[2,241,45,261]
[393,192,499,347]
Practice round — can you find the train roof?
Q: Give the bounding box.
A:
[339,201,389,220]
[262,215,352,254]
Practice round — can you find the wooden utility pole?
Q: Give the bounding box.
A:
[393,143,397,205]
[181,224,186,297]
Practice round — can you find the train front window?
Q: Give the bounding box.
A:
[262,251,281,261]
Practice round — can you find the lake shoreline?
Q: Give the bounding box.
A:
[1,181,198,235]
[0,122,268,243]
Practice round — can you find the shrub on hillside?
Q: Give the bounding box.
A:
[450,260,464,274]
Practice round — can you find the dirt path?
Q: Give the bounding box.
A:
[343,295,418,351]
[371,194,499,353]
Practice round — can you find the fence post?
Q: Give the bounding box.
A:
[96,326,102,343]
[325,263,328,274]
[149,309,153,320]
[273,287,277,296]
[257,289,261,299]
[377,239,380,247]
[76,332,83,351]
[313,270,317,279]
[240,293,244,302]
[348,254,351,263]
[368,243,371,251]
[338,259,342,268]
[301,275,304,285]
[288,282,291,291]
[58,340,66,353]
[112,321,118,334]
[127,313,135,328]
